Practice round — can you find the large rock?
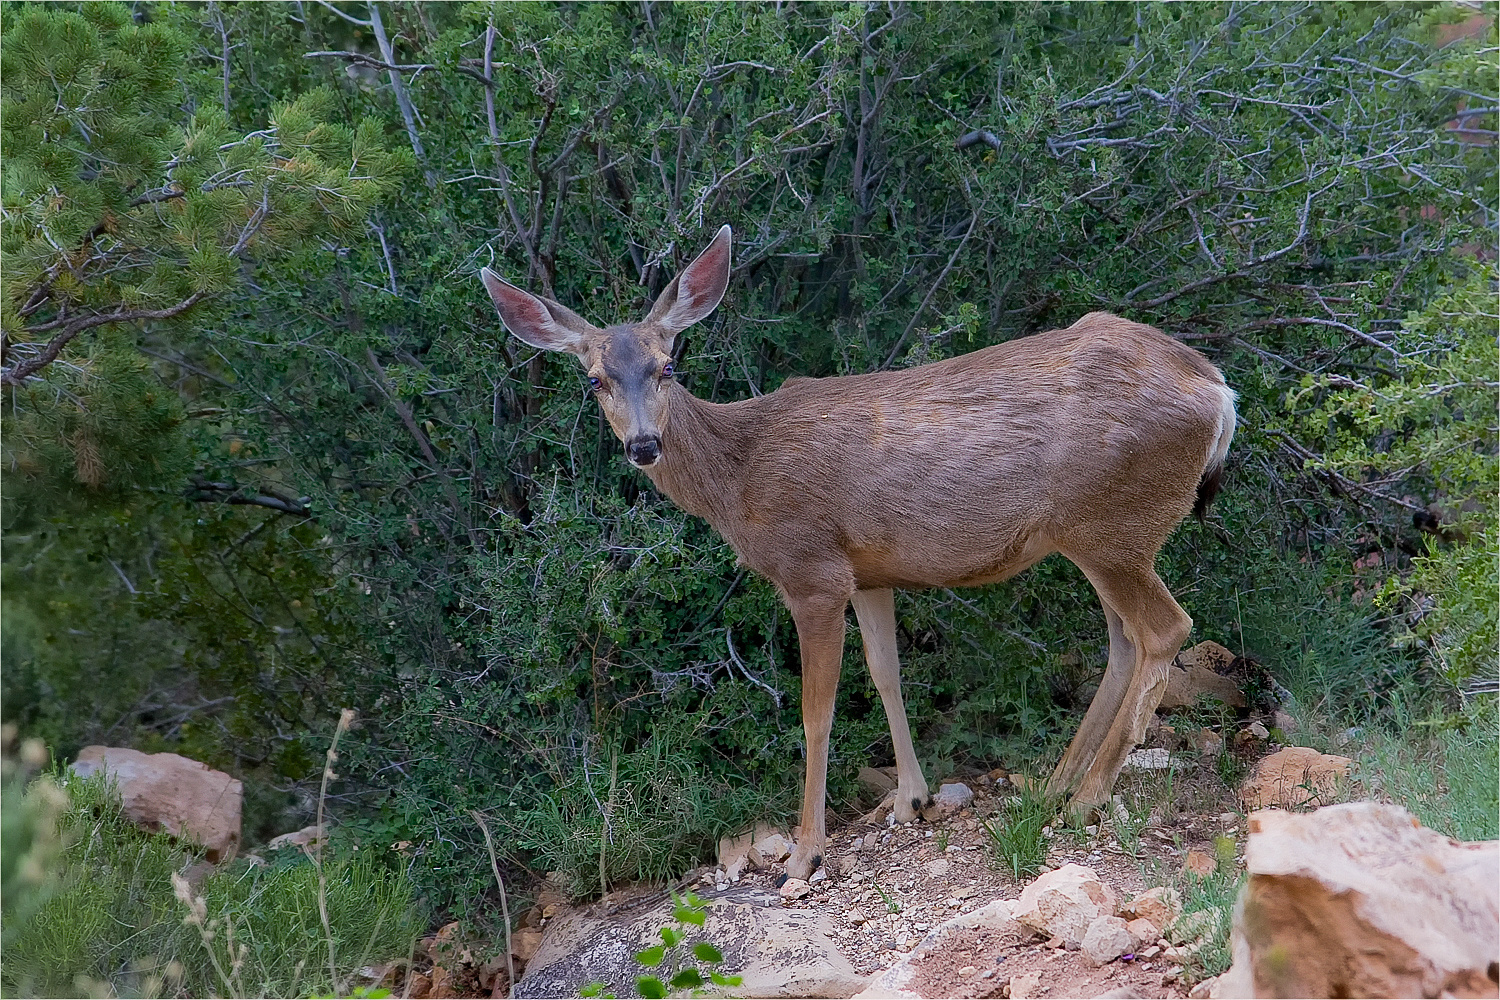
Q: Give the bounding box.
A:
[1081,915,1133,966]
[1237,746,1353,811]
[1221,802,1499,998]
[1159,641,1247,711]
[1123,886,1182,930]
[514,885,866,998]
[1011,863,1120,946]
[70,746,241,861]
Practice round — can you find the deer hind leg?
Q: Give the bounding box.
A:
[851,588,932,823]
[1052,560,1192,812]
[785,592,850,881]
[1048,601,1136,796]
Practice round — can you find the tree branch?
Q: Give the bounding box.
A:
[3,290,209,387]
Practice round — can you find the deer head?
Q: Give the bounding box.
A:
[479,225,733,468]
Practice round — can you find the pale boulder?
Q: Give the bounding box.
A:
[928,782,973,818]
[1126,917,1161,949]
[1008,970,1043,999]
[1237,746,1353,810]
[1011,863,1119,946]
[1223,802,1499,998]
[853,899,1021,998]
[70,746,241,862]
[1081,915,1133,966]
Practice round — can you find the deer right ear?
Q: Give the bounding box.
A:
[480,268,594,356]
[642,224,732,343]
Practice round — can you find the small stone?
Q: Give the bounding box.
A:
[1124,748,1192,770]
[1273,710,1298,733]
[958,965,978,976]
[863,832,880,851]
[1188,974,1220,998]
[1217,812,1237,825]
[1140,945,1161,960]
[809,868,828,883]
[1081,915,1133,966]
[1190,728,1224,758]
[1123,887,1182,930]
[846,909,867,925]
[1126,917,1162,949]
[924,857,951,877]
[779,878,811,901]
[1184,849,1217,877]
[931,782,974,817]
[1009,970,1043,999]
[1246,720,1270,740]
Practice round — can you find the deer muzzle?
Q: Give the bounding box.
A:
[626,436,662,467]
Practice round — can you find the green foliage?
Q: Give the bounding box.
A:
[1,769,421,999]
[983,783,1059,881]
[2,1,1495,924]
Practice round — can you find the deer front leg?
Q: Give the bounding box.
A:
[851,588,931,822]
[785,594,849,881]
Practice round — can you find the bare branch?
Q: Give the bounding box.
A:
[4,290,209,387]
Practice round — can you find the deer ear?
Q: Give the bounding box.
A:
[642,225,732,345]
[480,268,595,356]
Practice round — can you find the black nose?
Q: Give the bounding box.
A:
[627,437,661,466]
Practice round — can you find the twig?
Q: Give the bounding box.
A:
[882,210,980,369]
[469,810,516,999]
[307,708,356,994]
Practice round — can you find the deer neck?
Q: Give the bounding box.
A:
[644,383,759,527]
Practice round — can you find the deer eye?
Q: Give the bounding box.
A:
[588,376,602,391]
[661,362,674,379]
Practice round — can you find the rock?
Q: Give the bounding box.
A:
[403,971,432,999]
[70,746,242,862]
[516,889,866,998]
[1012,863,1119,946]
[1008,970,1043,999]
[1237,746,1354,810]
[1245,720,1269,741]
[1184,849,1217,877]
[267,824,324,852]
[1081,915,1133,966]
[929,782,973,818]
[1159,641,1247,711]
[1188,975,1219,998]
[779,878,812,901]
[754,832,792,862]
[922,858,951,878]
[719,830,755,867]
[1126,917,1161,949]
[1190,728,1224,758]
[858,765,899,801]
[854,900,1020,998]
[1272,710,1297,734]
[1167,909,1213,945]
[1123,748,1192,771]
[510,926,542,967]
[1221,802,1499,999]
[1123,887,1182,929]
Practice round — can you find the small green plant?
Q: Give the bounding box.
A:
[983,784,1060,880]
[581,892,741,999]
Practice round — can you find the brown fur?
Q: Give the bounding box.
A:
[481,226,1237,880]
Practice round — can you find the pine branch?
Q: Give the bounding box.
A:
[3,290,209,387]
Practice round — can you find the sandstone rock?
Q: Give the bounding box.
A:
[923,858,951,877]
[70,746,241,861]
[858,765,899,801]
[754,832,792,862]
[516,887,866,998]
[1188,975,1219,999]
[1012,863,1119,946]
[1008,970,1043,999]
[1123,887,1182,929]
[1082,915,1133,966]
[1126,917,1161,949]
[719,830,755,867]
[1184,849,1217,877]
[1159,641,1247,711]
[1245,720,1269,741]
[267,824,324,852]
[929,782,973,818]
[1272,710,1297,734]
[853,899,1020,998]
[1190,728,1225,758]
[1237,746,1353,810]
[1221,802,1498,999]
[779,878,812,901]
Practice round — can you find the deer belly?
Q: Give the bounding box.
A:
[848,529,1054,591]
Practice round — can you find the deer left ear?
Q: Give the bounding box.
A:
[642,225,732,348]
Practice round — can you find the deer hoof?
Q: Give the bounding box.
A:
[893,791,928,824]
[785,844,821,880]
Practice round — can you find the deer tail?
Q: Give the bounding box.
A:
[1194,383,1238,521]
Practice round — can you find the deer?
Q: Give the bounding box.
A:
[480,225,1237,880]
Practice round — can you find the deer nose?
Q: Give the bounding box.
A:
[626,436,661,467]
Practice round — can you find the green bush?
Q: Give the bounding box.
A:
[1,771,421,999]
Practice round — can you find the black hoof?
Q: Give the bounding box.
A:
[911,796,923,813]
[811,854,822,871]
[773,873,788,888]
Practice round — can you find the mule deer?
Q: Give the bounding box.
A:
[480,226,1236,880]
